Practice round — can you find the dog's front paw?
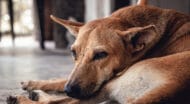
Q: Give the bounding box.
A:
[28,90,40,101]
[7,96,18,104]
[21,81,36,91]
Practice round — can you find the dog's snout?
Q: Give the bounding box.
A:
[64,83,81,98]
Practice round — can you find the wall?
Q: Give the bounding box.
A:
[85,0,190,22]
[131,0,190,14]
[85,0,114,21]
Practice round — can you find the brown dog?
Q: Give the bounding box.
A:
[7,0,190,104]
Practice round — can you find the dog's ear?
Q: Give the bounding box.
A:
[117,25,158,55]
[50,15,84,37]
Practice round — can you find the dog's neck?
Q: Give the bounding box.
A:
[110,5,190,80]
[113,5,190,58]
[130,6,190,59]
[117,14,190,78]
[143,20,190,58]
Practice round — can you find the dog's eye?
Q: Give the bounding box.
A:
[71,50,77,60]
[93,51,108,61]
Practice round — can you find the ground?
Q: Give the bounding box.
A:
[0,46,73,104]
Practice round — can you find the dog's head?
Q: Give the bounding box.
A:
[51,15,158,99]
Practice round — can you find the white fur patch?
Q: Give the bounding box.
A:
[109,63,167,103]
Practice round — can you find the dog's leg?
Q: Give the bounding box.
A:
[7,94,79,104]
[28,90,53,102]
[48,98,79,104]
[29,86,110,104]
[21,79,67,92]
[28,90,79,104]
[7,96,44,104]
[129,82,179,104]
[46,94,109,104]
[111,74,180,104]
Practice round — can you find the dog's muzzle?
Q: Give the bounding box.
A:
[64,83,82,99]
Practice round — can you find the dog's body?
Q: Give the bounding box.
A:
[106,51,190,104]
[7,0,190,104]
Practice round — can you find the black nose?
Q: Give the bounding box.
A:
[64,84,81,98]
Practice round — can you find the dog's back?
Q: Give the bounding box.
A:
[108,51,190,104]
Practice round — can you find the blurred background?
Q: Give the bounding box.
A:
[0,0,189,103]
[0,0,189,49]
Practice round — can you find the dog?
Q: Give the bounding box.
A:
[7,0,190,104]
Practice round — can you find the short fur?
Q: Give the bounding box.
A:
[7,0,190,104]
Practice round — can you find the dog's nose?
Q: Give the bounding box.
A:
[64,83,81,98]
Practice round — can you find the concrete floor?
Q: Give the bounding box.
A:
[0,47,73,104]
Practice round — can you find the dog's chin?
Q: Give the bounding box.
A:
[67,81,107,99]
[66,92,91,100]
[69,94,93,99]
[68,87,101,100]
[74,81,108,99]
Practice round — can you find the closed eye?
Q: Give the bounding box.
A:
[92,51,108,61]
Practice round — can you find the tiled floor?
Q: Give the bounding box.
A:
[0,37,74,103]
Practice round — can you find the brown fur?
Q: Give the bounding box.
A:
[7,0,190,104]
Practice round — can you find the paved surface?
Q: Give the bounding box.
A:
[0,47,73,104]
